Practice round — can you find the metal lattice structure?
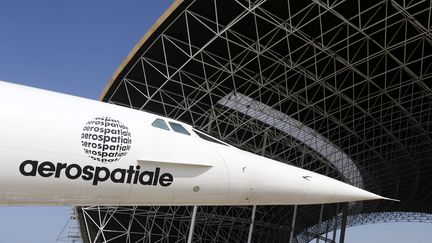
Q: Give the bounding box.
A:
[57,208,82,243]
[78,0,432,242]
[298,211,432,243]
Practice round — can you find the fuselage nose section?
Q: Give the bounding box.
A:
[295,171,385,204]
[233,153,385,205]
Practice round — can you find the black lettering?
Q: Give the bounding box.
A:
[139,171,154,185]
[102,144,109,151]
[19,160,38,176]
[160,173,173,187]
[93,167,110,185]
[38,161,55,177]
[19,160,173,187]
[82,165,94,180]
[126,166,135,183]
[65,164,82,179]
[153,167,160,186]
[55,163,67,178]
[110,168,126,183]
[133,165,140,184]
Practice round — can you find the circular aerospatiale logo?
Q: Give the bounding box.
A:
[81,117,132,163]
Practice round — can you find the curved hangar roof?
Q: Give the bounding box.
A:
[95,0,432,242]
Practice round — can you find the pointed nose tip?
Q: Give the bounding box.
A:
[331,180,399,203]
[340,185,384,201]
[252,158,399,205]
[303,172,397,204]
[350,189,400,202]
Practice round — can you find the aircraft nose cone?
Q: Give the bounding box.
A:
[252,158,395,205]
[300,172,392,204]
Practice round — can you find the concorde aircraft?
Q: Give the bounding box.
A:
[0,81,395,205]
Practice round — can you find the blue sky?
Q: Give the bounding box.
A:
[0,1,431,242]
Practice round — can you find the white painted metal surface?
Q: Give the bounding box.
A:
[0,81,392,206]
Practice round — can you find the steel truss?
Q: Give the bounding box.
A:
[80,0,432,242]
[297,211,432,243]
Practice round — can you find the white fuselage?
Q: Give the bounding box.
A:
[0,81,387,206]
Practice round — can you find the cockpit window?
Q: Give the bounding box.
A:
[193,129,228,146]
[152,118,170,130]
[169,122,191,135]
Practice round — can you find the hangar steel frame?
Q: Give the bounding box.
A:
[78,0,432,242]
